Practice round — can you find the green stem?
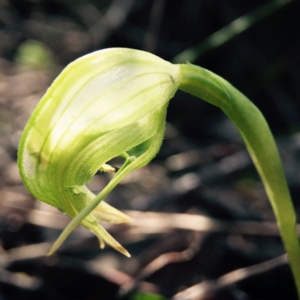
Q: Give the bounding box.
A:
[179,63,300,298]
[172,0,293,64]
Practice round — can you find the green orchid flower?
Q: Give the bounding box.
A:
[18,48,181,256]
[18,48,300,296]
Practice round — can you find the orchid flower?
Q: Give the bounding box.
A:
[18,48,300,296]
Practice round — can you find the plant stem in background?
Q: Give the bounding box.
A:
[173,0,293,64]
[179,63,300,298]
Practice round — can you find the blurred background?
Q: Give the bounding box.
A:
[0,0,300,299]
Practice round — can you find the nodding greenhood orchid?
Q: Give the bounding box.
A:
[18,48,181,256]
[18,48,300,297]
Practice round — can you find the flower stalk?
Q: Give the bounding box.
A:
[179,63,300,297]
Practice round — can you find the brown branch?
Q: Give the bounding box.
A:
[172,254,288,300]
[119,233,203,296]
[125,210,284,236]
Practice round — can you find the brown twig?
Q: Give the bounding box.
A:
[172,254,288,300]
[125,210,283,236]
[119,232,203,296]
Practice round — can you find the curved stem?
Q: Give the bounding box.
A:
[179,63,300,298]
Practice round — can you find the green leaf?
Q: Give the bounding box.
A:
[129,292,166,300]
[15,39,56,68]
